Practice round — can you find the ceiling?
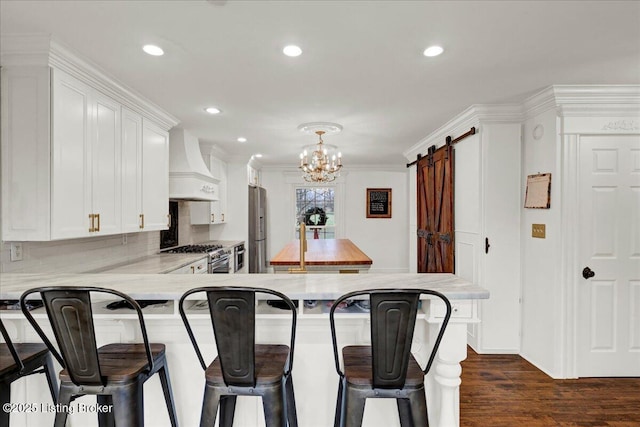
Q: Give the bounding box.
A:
[1,1,639,166]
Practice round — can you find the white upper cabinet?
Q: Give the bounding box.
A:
[121,107,143,233]
[121,109,170,232]
[0,37,178,241]
[141,120,170,231]
[190,154,228,225]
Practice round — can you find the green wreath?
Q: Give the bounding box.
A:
[304,207,327,226]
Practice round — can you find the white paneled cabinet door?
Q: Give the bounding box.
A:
[91,92,121,235]
[51,69,92,239]
[577,135,640,376]
[141,119,169,231]
[121,107,143,232]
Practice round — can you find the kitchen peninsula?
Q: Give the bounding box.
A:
[1,273,487,427]
[270,238,373,273]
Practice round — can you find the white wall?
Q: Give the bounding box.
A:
[519,108,563,376]
[261,167,410,273]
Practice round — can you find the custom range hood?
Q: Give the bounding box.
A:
[169,127,219,201]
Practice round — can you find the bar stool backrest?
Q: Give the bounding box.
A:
[370,292,420,389]
[179,286,297,388]
[330,288,452,388]
[20,287,155,387]
[207,289,256,386]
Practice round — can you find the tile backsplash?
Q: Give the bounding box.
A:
[0,201,210,273]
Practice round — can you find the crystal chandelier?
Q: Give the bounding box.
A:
[299,130,342,182]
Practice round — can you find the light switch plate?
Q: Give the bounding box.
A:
[532,224,546,239]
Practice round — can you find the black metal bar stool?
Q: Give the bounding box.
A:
[1,318,59,425]
[329,289,452,427]
[20,286,179,427]
[179,286,298,427]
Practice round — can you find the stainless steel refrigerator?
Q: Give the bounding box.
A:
[248,185,267,273]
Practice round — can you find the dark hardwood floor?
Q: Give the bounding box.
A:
[460,347,640,427]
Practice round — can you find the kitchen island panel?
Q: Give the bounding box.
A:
[0,273,487,427]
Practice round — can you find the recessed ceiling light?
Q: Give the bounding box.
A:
[143,44,164,56]
[283,45,302,57]
[205,107,221,115]
[423,45,444,57]
[254,153,263,158]
[237,137,247,143]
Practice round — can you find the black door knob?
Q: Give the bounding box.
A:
[582,267,595,279]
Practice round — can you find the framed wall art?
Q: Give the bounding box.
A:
[524,173,551,209]
[366,188,392,218]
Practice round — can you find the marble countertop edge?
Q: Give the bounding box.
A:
[0,273,489,301]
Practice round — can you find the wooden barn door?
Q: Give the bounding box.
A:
[417,144,454,273]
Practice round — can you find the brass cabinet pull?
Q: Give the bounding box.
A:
[190,265,195,274]
[139,214,144,229]
[96,213,100,232]
[167,214,171,228]
[211,213,215,223]
[89,214,95,232]
[222,213,225,222]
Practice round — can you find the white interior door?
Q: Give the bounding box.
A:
[577,134,640,376]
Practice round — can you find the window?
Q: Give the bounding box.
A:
[295,187,335,239]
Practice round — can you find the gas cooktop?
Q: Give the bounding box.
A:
[162,244,223,254]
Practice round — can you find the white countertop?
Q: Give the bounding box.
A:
[0,273,488,301]
[90,253,208,274]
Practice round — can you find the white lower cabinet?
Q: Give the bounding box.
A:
[168,257,208,274]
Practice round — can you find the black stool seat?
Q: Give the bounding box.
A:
[1,318,59,426]
[343,346,424,388]
[206,344,289,386]
[0,342,50,376]
[59,343,167,384]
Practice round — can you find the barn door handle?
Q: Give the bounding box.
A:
[485,237,490,254]
[582,267,595,279]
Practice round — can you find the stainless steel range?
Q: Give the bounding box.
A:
[162,244,231,273]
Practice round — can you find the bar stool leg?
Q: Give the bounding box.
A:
[54,384,74,427]
[284,373,298,427]
[408,388,428,427]
[43,354,59,403]
[397,398,414,427]
[200,385,221,427]
[112,382,144,427]
[219,395,237,427]
[334,378,345,427]
[0,381,10,427]
[158,363,179,427]
[344,386,366,427]
[97,394,115,427]
[262,383,284,427]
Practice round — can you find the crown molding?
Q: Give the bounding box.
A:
[523,85,640,118]
[405,85,640,162]
[403,104,522,161]
[1,34,180,130]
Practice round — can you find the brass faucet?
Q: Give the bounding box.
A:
[288,222,307,273]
